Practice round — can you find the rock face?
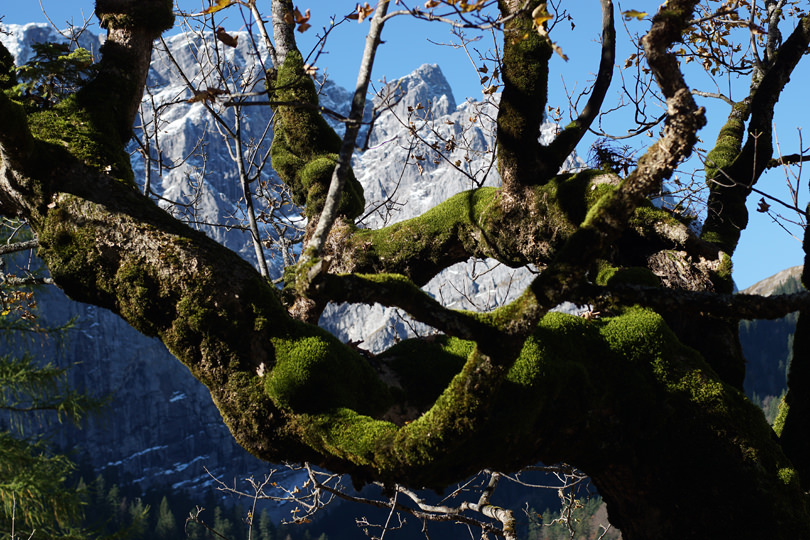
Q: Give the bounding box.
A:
[740,266,804,401]
[1,23,583,492]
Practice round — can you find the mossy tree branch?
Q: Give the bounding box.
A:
[303,0,390,261]
[318,272,506,352]
[480,0,706,338]
[2,2,810,537]
[327,172,621,287]
[701,14,810,254]
[495,0,552,191]
[778,213,810,489]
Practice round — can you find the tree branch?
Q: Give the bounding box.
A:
[589,285,810,320]
[0,239,38,256]
[301,0,390,263]
[702,14,810,253]
[543,0,615,171]
[319,272,505,347]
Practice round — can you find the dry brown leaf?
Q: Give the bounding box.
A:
[216,27,238,48]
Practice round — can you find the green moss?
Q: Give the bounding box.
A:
[773,395,789,436]
[348,187,499,273]
[115,261,160,336]
[777,467,800,487]
[595,262,661,288]
[705,107,745,182]
[630,202,681,229]
[266,324,390,414]
[269,51,364,219]
[709,252,734,293]
[37,204,108,290]
[27,94,133,185]
[305,408,397,466]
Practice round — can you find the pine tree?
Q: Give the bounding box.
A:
[127,497,151,537]
[257,509,275,540]
[0,224,101,538]
[213,505,234,539]
[155,495,178,540]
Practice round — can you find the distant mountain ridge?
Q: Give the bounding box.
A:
[740,265,803,406]
[742,265,803,296]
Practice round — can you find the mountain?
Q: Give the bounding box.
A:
[0,23,584,496]
[740,266,803,409]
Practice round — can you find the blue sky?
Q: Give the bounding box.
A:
[3,1,807,289]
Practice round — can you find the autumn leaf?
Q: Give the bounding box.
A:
[425,0,440,7]
[482,85,498,95]
[294,7,310,23]
[757,198,770,213]
[621,10,647,21]
[303,63,318,77]
[188,87,227,103]
[748,22,767,36]
[203,0,232,15]
[216,27,238,47]
[348,2,374,22]
[531,4,553,27]
[551,41,568,61]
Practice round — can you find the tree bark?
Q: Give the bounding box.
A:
[1,1,809,538]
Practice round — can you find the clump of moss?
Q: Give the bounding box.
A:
[304,408,397,467]
[704,104,746,182]
[269,51,364,219]
[595,261,661,288]
[773,395,789,436]
[266,322,390,414]
[27,94,134,185]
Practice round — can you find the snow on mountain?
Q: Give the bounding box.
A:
[1,22,104,65]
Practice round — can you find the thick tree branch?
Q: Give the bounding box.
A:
[271,0,297,66]
[326,172,623,287]
[779,214,810,489]
[0,239,39,256]
[588,285,810,320]
[495,0,552,191]
[319,272,505,349]
[701,14,810,253]
[484,1,706,336]
[543,0,615,170]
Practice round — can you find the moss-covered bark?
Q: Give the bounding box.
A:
[495,0,552,191]
[2,1,810,538]
[268,51,364,221]
[701,16,810,255]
